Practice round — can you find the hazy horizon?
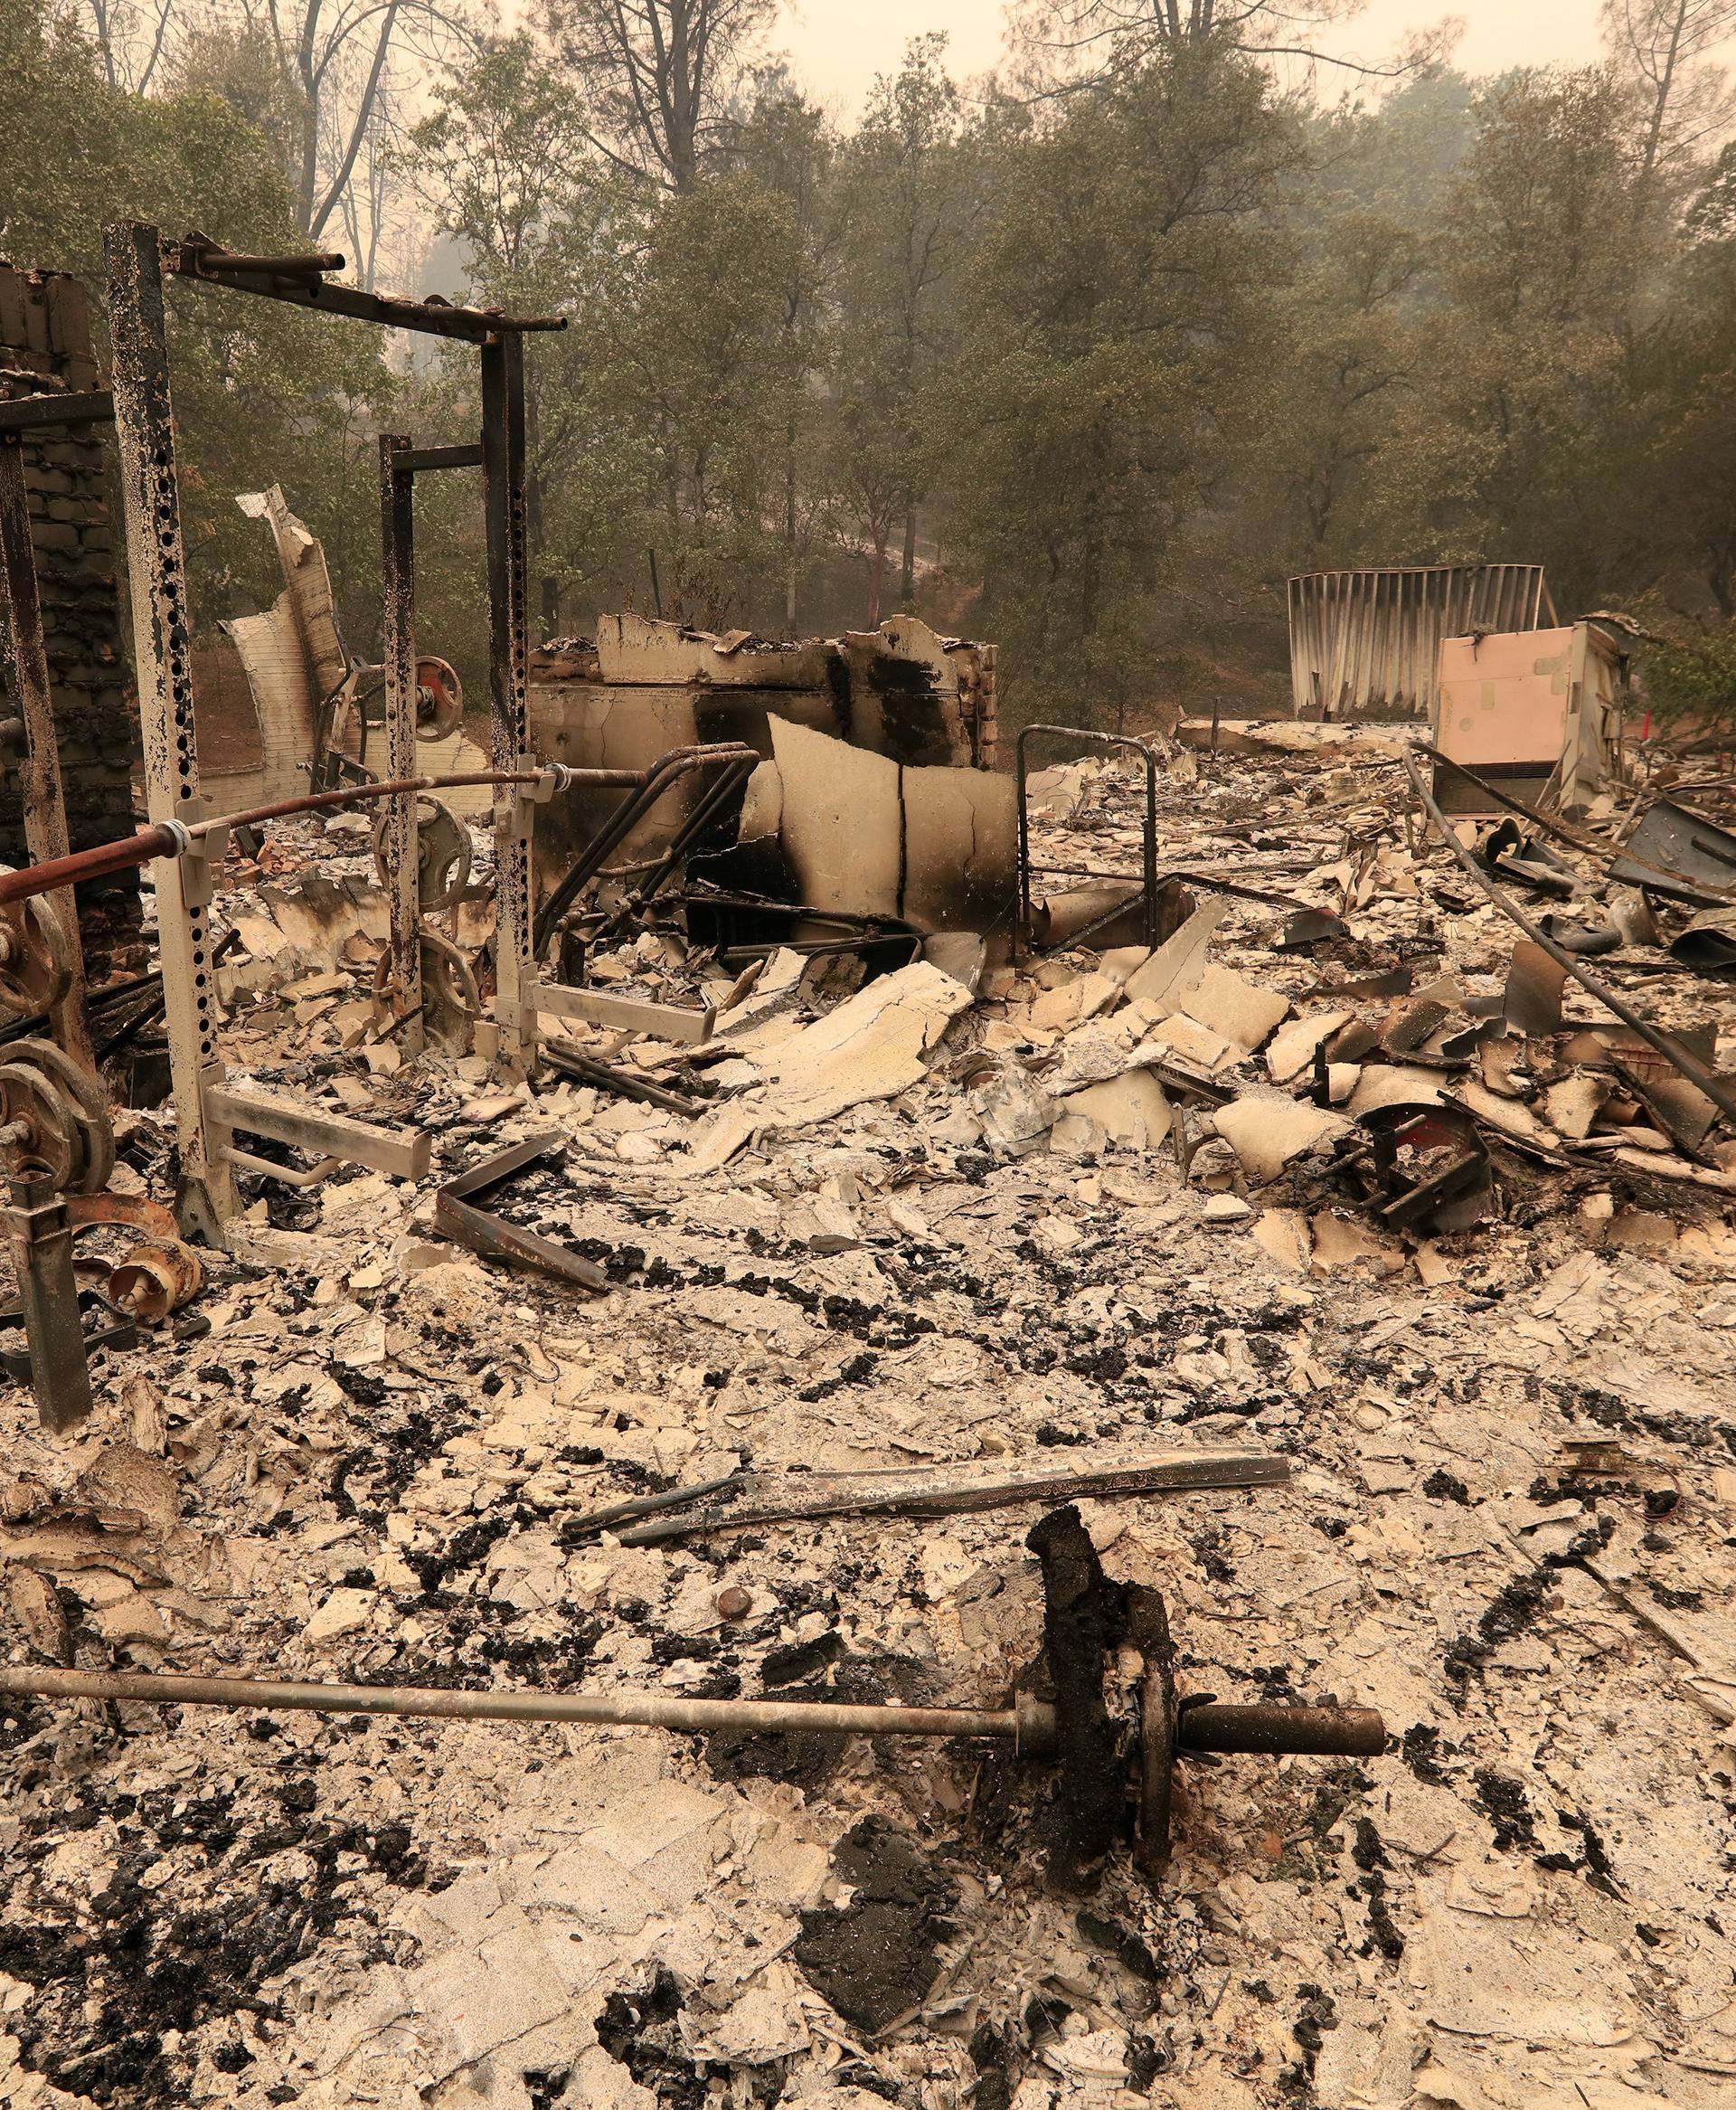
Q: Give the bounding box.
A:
[775,0,1646,115]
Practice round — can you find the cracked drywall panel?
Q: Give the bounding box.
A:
[737,759,783,844]
[768,715,903,922]
[236,486,347,699]
[221,594,315,804]
[839,615,969,767]
[901,761,1017,949]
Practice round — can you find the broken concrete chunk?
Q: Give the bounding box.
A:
[1543,1071,1606,1141]
[976,1064,1062,1151]
[1250,1207,1312,1272]
[1121,898,1230,1011]
[1056,1069,1172,1150]
[1326,1062,1361,1104]
[1309,1211,1406,1273]
[304,1586,377,1642]
[688,960,973,1169]
[6,1566,71,1664]
[1265,1009,1351,1083]
[1213,1094,1351,1182]
[1202,1193,1254,1225]
[1456,1077,1557,1146]
[1179,963,1290,1054]
[1132,1015,1234,1072]
[90,1589,170,1647]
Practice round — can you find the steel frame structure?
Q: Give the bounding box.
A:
[376,436,489,1053]
[1015,724,1164,957]
[102,222,565,1239]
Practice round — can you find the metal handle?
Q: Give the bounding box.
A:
[1175,1702,1386,1758]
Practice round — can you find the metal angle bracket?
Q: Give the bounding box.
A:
[434,1131,608,1292]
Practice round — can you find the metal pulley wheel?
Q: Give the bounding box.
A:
[372,794,471,913]
[373,923,482,1046]
[0,884,75,1017]
[0,1037,113,1194]
[108,1237,204,1325]
[413,658,464,743]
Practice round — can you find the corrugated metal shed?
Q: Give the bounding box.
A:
[1288,564,1555,721]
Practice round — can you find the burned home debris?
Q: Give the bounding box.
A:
[0,224,1732,2110]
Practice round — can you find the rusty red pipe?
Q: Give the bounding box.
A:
[0,767,654,909]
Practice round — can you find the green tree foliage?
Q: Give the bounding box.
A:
[10,0,1736,731]
[1639,619,1736,729]
[831,35,975,617]
[0,0,389,631]
[942,39,1301,720]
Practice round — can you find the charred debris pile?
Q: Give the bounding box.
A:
[2,696,1735,2110]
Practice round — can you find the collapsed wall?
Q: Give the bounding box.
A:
[0,263,140,932]
[528,613,1008,944]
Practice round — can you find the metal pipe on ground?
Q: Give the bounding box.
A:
[0,1666,1381,1767]
[0,1663,1045,1750]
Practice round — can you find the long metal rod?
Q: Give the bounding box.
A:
[0,438,96,1075]
[1402,744,1736,1128]
[1179,1703,1385,1757]
[0,1663,1037,1746]
[0,770,631,909]
[0,1662,1381,1766]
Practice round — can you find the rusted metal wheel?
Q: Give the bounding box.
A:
[372,794,470,912]
[0,1062,80,1189]
[0,886,74,1017]
[412,658,464,743]
[373,923,481,1047]
[10,1036,114,1194]
[418,924,481,1044]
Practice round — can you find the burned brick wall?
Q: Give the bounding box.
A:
[0,262,140,941]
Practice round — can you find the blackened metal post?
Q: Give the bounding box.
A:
[0,437,96,1076]
[378,435,422,1053]
[103,222,235,1237]
[483,331,535,1074]
[2,1177,92,1432]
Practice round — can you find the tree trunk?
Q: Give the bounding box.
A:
[869,536,887,625]
[295,1,322,234]
[1637,0,1688,200]
[785,412,798,632]
[310,0,401,241]
[901,501,917,610]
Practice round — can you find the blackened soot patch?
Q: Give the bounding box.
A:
[595,1964,707,2107]
[794,1814,958,2034]
[1025,1504,1127,1892]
